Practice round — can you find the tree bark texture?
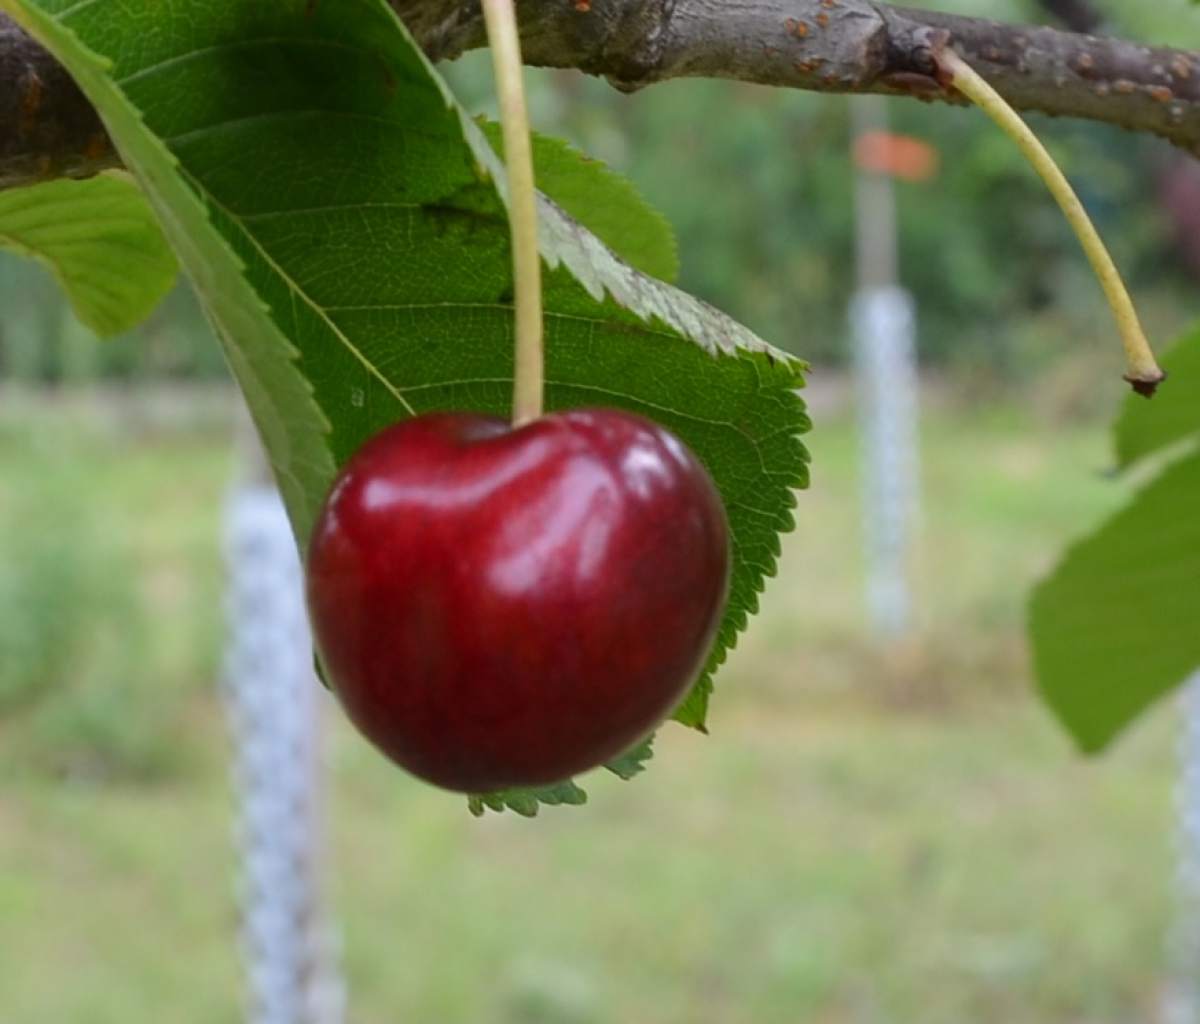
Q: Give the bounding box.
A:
[2,1,1200,192]
[0,14,111,188]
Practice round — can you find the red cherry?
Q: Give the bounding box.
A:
[306,408,730,793]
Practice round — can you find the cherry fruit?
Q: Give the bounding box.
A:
[306,408,730,792]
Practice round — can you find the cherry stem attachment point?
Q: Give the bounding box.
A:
[482,0,544,425]
[940,48,1165,397]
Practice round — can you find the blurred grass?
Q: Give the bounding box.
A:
[0,387,1179,1023]
[0,391,228,781]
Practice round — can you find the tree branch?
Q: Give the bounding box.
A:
[0,15,112,188]
[2,1,1199,192]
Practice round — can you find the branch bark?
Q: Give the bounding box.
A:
[2,0,1199,192]
[0,15,111,188]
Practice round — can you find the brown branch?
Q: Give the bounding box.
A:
[0,15,114,188]
[902,7,1200,152]
[411,1,1200,159]
[3,1,1200,193]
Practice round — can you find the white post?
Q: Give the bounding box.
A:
[850,95,921,639]
[222,421,344,1024]
[1166,673,1200,1024]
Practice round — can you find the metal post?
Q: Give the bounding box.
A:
[222,415,344,1024]
[850,95,921,639]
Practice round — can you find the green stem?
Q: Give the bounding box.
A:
[941,48,1165,396]
[481,0,544,425]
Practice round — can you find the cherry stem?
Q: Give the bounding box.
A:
[481,0,544,425]
[941,48,1165,396]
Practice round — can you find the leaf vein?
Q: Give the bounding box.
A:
[164,109,418,151]
[240,201,421,223]
[114,36,371,89]
[183,168,417,417]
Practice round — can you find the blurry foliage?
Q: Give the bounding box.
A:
[0,417,224,782]
[0,252,226,385]
[0,491,167,780]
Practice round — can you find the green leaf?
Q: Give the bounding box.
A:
[603,734,655,781]
[480,122,679,282]
[0,171,176,337]
[466,735,652,814]
[468,780,588,818]
[1030,449,1200,753]
[1115,326,1200,471]
[7,0,809,811]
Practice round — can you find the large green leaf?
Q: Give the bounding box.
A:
[1030,448,1200,752]
[0,171,176,336]
[1115,326,1200,470]
[5,0,810,811]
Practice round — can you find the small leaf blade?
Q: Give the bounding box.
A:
[1030,449,1200,752]
[0,171,177,337]
[604,735,655,781]
[468,780,588,818]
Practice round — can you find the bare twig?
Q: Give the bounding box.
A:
[941,47,1164,394]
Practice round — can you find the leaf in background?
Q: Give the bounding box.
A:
[480,122,679,283]
[1030,448,1200,753]
[8,0,809,810]
[0,171,176,337]
[1115,326,1200,470]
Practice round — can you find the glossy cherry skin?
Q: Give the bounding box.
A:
[306,408,730,793]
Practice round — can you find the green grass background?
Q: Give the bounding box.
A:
[0,388,1179,1023]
